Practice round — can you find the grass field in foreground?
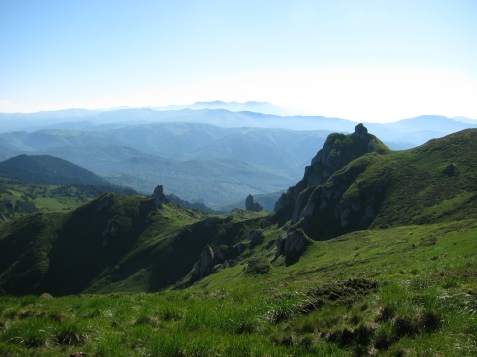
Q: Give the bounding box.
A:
[1,218,476,356]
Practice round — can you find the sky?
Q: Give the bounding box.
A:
[0,0,476,122]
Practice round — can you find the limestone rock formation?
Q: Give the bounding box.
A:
[274,124,387,216]
[284,230,310,254]
[200,245,214,277]
[275,229,312,258]
[273,124,388,239]
[275,234,283,257]
[245,194,263,212]
[234,242,246,255]
[152,185,170,204]
[248,230,264,246]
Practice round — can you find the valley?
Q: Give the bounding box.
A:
[1,117,476,356]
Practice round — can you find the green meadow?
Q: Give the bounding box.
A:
[1,218,476,356]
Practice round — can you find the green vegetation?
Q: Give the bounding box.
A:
[0,181,136,221]
[1,128,477,355]
[0,155,112,186]
[1,218,476,356]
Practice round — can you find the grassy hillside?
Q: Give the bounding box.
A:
[0,181,137,222]
[285,129,477,242]
[0,155,112,186]
[0,193,268,296]
[0,218,476,356]
[1,128,477,356]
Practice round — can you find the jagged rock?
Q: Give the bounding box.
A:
[245,194,254,210]
[273,124,388,239]
[245,194,263,212]
[211,264,224,274]
[95,194,113,213]
[234,242,246,255]
[284,229,311,254]
[441,164,454,176]
[353,123,368,140]
[193,261,201,277]
[102,222,115,247]
[274,193,287,212]
[200,245,214,276]
[261,217,271,229]
[151,199,163,209]
[152,185,169,204]
[223,260,230,268]
[265,239,275,249]
[248,230,264,246]
[228,259,237,267]
[217,245,228,261]
[203,217,218,227]
[275,234,283,257]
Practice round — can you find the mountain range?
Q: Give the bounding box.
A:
[1,122,477,355]
[1,123,476,295]
[1,105,477,207]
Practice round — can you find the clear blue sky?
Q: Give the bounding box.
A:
[1,0,476,121]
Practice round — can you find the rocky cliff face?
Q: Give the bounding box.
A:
[274,124,387,219]
[152,185,170,206]
[245,194,263,212]
[273,124,389,240]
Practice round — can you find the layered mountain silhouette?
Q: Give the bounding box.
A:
[1,124,476,296]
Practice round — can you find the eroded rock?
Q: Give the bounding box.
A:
[245,194,263,212]
[200,245,214,276]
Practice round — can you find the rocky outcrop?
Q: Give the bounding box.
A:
[152,185,170,205]
[274,124,387,216]
[248,230,264,247]
[245,194,263,212]
[275,234,283,257]
[95,193,113,213]
[102,221,116,247]
[273,124,388,237]
[200,245,214,276]
[260,217,271,228]
[275,229,312,258]
[441,164,455,176]
[193,242,246,280]
[284,230,311,254]
[234,242,246,255]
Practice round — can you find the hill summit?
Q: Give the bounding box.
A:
[0,154,110,186]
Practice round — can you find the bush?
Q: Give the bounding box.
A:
[244,255,271,275]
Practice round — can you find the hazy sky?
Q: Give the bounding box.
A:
[1,0,476,122]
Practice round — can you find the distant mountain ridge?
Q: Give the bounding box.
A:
[1,126,477,297]
[2,106,476,149]
[0,154,110,186]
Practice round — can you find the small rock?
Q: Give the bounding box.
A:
[211,264,224,274]
[441,164,454,176]
[248,230,264,245]
[234,242,246,255]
